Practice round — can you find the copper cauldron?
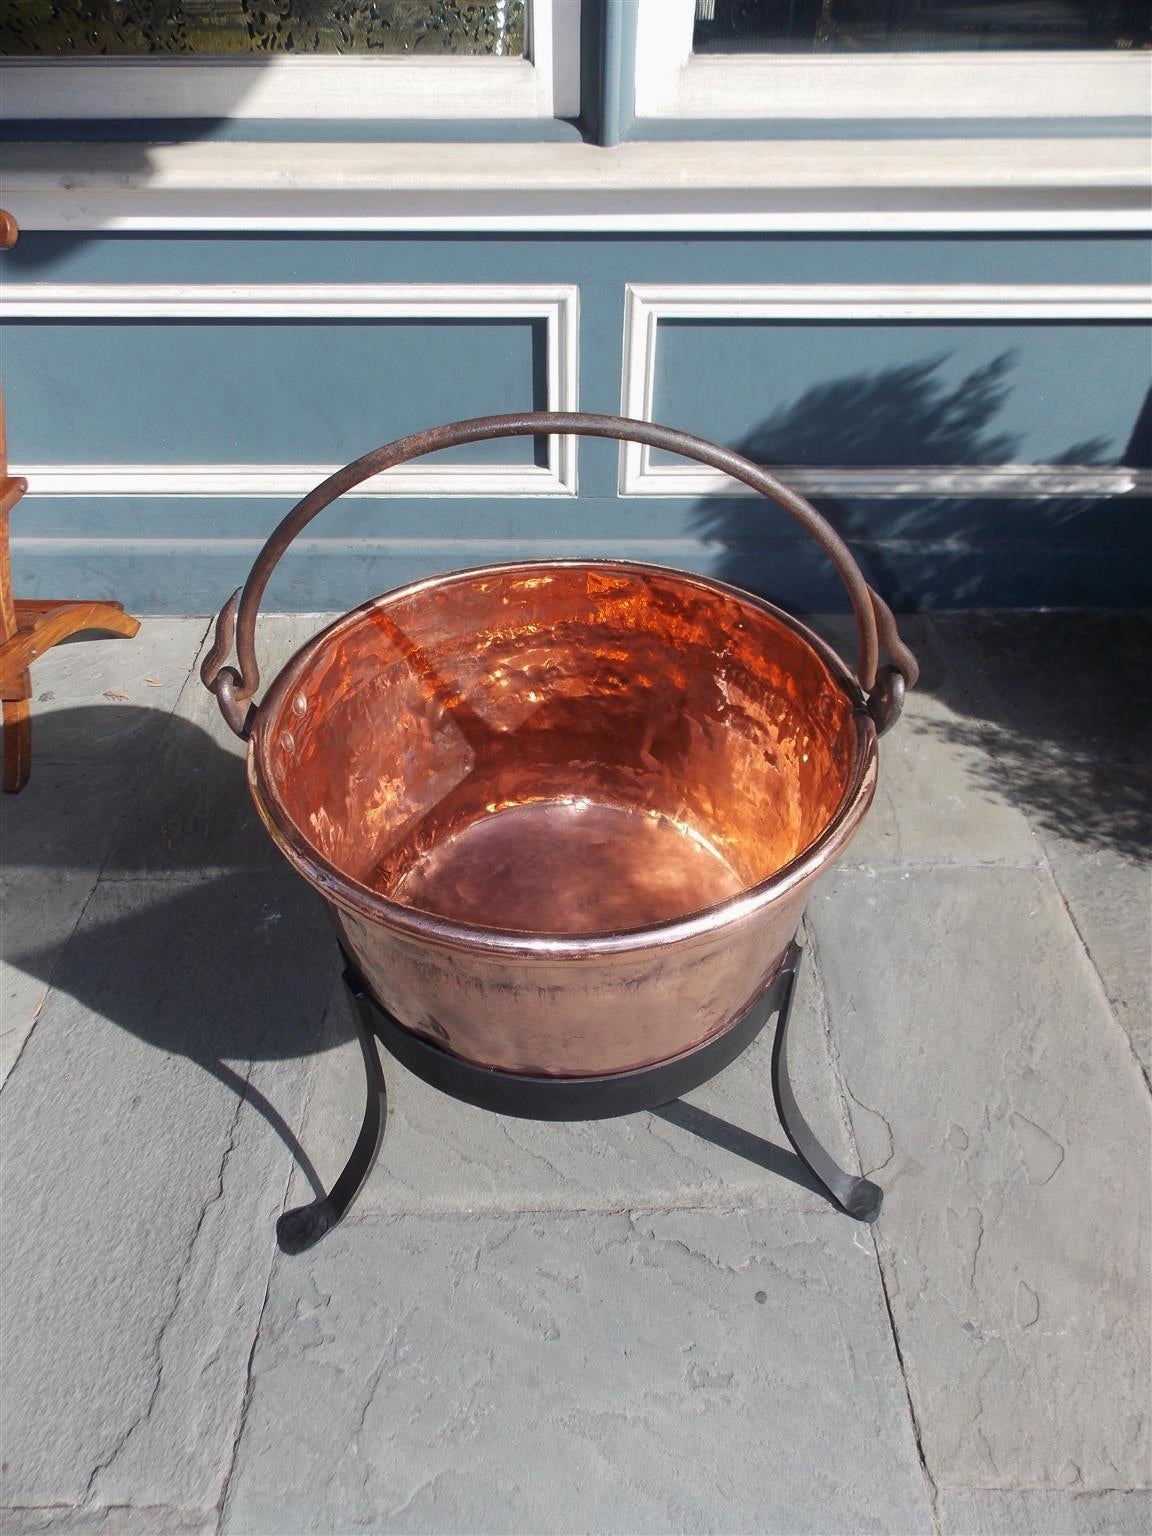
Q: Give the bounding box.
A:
[202,412,918,1078]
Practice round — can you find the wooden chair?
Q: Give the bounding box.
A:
[1,211,141,791]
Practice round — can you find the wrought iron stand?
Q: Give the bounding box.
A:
[276,941,881,1254]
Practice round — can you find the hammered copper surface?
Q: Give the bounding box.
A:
[269,565,854,907]
[247,561,876,1075]
[392,801,746,934]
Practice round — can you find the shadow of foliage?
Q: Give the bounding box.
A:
[919,610,1152,863]
[689,352,1128,612]
[714,351,1023,470]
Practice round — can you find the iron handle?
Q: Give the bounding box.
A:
[201,411,919,738]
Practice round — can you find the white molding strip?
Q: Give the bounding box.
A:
[3,140,1149,233]
[667,52,1152,121]
[619,282,1152,498]
[11,464,570,499]
[0,282,577,321]
[627,463,1152,499]
[0,56,554,122]
[3,283,580,498]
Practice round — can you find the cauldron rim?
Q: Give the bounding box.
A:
[246,557,878,959]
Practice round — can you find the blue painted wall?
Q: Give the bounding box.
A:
[652,320,1148,468]
[2,231,1149,613]
[5,318,549,464]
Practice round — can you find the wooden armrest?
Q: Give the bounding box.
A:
[1,476,28,519]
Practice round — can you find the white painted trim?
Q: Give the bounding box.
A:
[648,50,1152,122]
[548,0,581,118]
[634,0,1152,119]
[3,282,580,497]
[0,281,581,320]
[0,0,569,120]
[12,209,1149,234]
[625,463,1152,499]
[633,0,697,116]
[619,282,1152,497]
[0,57,553,121]
[8,535,725,555]
[3,140,1149,233]
[621,283,1152,321]
[10,464,572,498]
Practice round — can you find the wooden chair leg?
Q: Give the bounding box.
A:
[3,693,32,794]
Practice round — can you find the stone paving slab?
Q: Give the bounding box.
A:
[930,611,1152,1075]
[851,711,1042,872]
[0,1505,216,1535]
[1035,849,1152,1079]
[103,616,327,881]
[22,617,208,765]
[286,932,857,1218]
[2,623,211,1083]
[1,760,140,1085]
[808,864,1152,1493]
[222,1207,934,1536]
[0,872,332,1514]
[938,1488,1152,1535]
[828,616,1042,872]
[4,610,1149,1536]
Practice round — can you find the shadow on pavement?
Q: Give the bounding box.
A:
[5,705,343,1197]
[5,703,838,1209]
[919,610,1152,864]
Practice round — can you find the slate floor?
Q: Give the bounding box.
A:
[1,611,1149,1536]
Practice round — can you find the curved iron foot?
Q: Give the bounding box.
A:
[277,966,388,1254]
[771,944,883,1223]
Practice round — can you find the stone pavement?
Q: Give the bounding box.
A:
[1,611,1148,1536]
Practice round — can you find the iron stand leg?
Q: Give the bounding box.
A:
[770,944,883,1223]
[276,966,388,1254]
[274,944,880,1251]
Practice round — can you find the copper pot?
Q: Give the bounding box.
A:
[202,413,917,1077]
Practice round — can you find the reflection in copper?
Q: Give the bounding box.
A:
[249,562,877,1076]
[390,801,746,934]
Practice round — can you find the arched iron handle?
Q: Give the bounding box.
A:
[201,411,919,738]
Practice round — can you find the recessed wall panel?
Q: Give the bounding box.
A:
[650,320,1150,468]
[1,317,549,465]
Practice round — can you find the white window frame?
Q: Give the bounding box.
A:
[0,0,580,120]
[634,0,1152,120]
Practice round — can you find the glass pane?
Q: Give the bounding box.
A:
[0,0,524,56]
[692,0,1149,52]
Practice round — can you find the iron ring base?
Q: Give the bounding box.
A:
[276,940,882,1253]
[372,953,794,1122]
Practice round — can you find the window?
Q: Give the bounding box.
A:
[690,0,1149,54]
[0,0,579,118]
[0,0,527,58]
[634,0,1150,119]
